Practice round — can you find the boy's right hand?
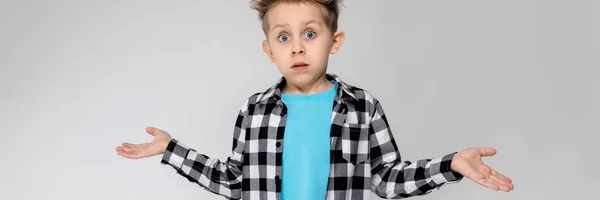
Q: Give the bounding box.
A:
[115,126,172,159]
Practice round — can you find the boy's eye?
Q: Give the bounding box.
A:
[304,30,316,39]
[278,34,290,42]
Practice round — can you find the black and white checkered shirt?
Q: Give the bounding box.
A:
[161,73,464,199]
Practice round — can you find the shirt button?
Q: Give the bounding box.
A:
[276,142,281,147]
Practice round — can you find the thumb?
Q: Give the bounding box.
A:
[146,126,160,136]
[478,147,497,157]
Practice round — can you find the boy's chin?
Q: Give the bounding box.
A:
[283,73,325,87]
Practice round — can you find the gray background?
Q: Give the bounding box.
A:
[1,0,598,199]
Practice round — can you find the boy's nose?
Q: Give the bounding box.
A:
[292,44,305,55]
[292,49,304,54]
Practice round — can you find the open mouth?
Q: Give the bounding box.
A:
[291,62,309,71]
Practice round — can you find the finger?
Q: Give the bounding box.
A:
[490,169,514,191]
[489,173,511,185]
[478,147,497,157]
[481,178,513,192]
[491,169,513,184]
[477,178,499,191]
[122,142,140,149]
[489,175,513,191]
[116,149,138,159]
[117,146,136,153]
[495,182,511,192]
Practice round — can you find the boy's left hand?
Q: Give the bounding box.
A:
[450,147,514,192]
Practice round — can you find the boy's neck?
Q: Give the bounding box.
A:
[282,73,333,96]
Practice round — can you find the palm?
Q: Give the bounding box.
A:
[116,127,172,159]
[451,147,514,192]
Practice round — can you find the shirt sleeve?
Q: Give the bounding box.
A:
[368,98,464,198]
[160,99,249,200]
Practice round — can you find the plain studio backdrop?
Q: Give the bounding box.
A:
[1,0,598,199]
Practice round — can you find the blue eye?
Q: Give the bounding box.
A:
[304,31,316,39]
[278,34,290,42]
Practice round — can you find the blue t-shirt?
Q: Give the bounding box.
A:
[280,81,337,200]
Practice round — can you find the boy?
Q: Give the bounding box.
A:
[115,0,514,199]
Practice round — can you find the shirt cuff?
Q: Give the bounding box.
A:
[429,152,464,184]
[160,138,189,169]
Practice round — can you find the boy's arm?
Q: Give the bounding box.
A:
[369,99,464,198]
[160,100,249,200]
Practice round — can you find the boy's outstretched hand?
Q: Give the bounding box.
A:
[115,126,172,159]
[450,147,514,192]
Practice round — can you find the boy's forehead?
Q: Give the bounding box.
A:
[266,3,326,30]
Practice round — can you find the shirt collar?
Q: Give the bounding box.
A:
[256,73,357,104]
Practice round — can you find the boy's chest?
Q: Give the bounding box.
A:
[244,102,370,165]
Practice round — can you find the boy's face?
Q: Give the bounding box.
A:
[261,3,344,89]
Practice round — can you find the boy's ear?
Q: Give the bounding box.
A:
[329,30,345,54]
[262,40,275,62]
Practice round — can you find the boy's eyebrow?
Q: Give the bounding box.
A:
[271,19,321,31]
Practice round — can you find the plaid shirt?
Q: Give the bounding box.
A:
[160,73,464,200]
